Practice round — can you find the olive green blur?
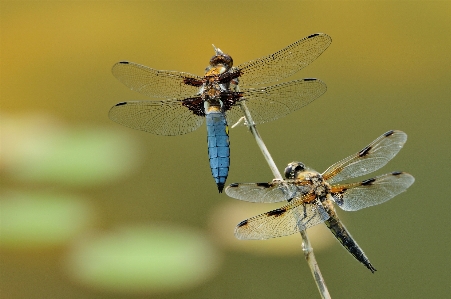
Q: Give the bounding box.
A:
[1,1,450,298]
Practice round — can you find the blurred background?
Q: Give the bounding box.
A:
[1,1,450,298]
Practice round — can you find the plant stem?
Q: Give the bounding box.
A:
[239,101,331,299]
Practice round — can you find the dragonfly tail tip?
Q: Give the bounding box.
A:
[217,183,225,193]
[367,263,377,273]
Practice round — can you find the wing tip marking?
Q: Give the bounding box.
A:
[384,130,395,137]
[237,219,248,228]
[307,33,320,38]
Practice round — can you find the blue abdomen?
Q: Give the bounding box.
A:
[206,111,230,193]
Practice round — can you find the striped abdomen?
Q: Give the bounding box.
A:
[206,110,230,192]
[324,209,377,273]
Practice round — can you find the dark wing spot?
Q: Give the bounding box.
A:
[182,97,205,117]
[392,171,403,176]
[183,77,203,87]
[266,208,286,217]
[118,61,129,64]
[115,102,128,106]
[362,178,376,186]
[229,183,239,187]
[384,130,395,137]
[358,146,372,157]
[332,188,347,205]
[303,78,316,81]
[256,183,271,188]
[221,92,244,112]
[218,70,242,83]
[237,219,248,228]
[307,33,319,38]
[333,195,344,205]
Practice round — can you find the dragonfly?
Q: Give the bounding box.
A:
[225,130,415,272]
[109,33,332,192]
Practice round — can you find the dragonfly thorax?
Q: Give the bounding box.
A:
[205,84,222,99]
[199,76,226,103]
[291,169,330,201]
[308,173,330,200]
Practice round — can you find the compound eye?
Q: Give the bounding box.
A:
[284,164,296,179]
[209,54,233,69]
[284,162,305,179]
[294,162,305,173]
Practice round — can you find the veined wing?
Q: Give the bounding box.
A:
[323,130,408,184]
[236,33,332,87]
[235,194,330,240]
[225,179,299,203]
[330,171,415,211]
[112,61,202,98]
[109,99,204,136]
[226,78,326,126]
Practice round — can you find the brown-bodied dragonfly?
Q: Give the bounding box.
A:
[109,34,331,192]
[225,130,414,272]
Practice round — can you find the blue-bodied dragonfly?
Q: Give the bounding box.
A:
[109,33,332,192]
[225,130,414,272]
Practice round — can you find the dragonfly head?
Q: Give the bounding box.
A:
[209,44,233,70]
[284,162,306,179]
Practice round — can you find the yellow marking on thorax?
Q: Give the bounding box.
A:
[295,171,320,181]
[207,105,221,112]
[205,65,226,77]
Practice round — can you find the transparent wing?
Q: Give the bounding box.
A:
[108,99,204,136]
[226,78,327,126]
[322,130,408,184]
[225,180,299,203]
[330,172,415,211]
[112,61,202,98]
[235,194,330,240]
[236,33,332,87]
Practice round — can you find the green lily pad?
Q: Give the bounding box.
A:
[65,225,220,294]
[1,114,139,186]
[0,191,94,249]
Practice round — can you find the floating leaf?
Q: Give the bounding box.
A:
[65,225,220,294]
[1,113,140,186]
[0,191,94,249]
